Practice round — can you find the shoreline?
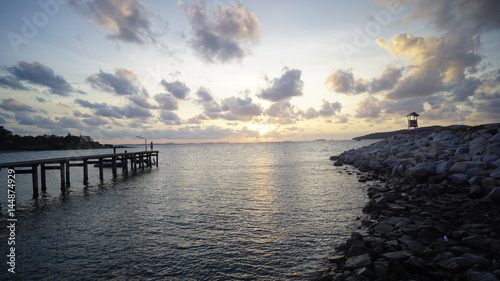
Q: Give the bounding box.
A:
[318,124,500,280]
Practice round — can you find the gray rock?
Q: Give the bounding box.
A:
[374,221,394,237]
[380,250,413,262]
[490,133,500,143]
[491,167,500,178]
[469,137,489,156]
[450,162,468,174]
[333,160,344,166]
[485,187,500,201]
[486,144,500,156]
[345,253,371,269]
[435,160,453,175]
[449,173,470,184]
[465,270,500,281]
[426,184,446,195]
[469,185,483,199]
[409,162,435,180]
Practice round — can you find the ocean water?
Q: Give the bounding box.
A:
[0,140,377,280]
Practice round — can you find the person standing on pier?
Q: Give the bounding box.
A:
[150,141,153,150]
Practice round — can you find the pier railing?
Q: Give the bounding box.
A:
[0,150,159,198]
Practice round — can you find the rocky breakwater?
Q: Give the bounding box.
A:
[320,124,500,281]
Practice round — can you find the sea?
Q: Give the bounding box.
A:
[0,140,377,280]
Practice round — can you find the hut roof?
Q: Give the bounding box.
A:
[405,112,420,117]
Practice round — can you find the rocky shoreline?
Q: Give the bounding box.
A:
[318,124,500,281]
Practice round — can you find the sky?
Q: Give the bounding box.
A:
[0,0,499,144]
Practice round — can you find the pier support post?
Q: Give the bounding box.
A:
[83,159,88,184]
[99,158,104,182]
[32,165,38,199]
[155,152,158,167]
[60,162,66,191]
[41,164,47,191]
[112,156,117,177]
[65,161,70,187]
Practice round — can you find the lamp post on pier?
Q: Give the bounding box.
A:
[136,136,147,151]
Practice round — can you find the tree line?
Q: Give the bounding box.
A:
[0,126,111,151]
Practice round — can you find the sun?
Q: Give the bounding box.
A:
[248,124,274,136]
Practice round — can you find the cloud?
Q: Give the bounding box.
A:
[219,96,262,121]
[401,0,500,34]
[159,110,183,125]
[6,61,81,96]
[370,65,404,93]
[258,68,304,101]
[377,32,482,99]
[318,100,342,116]
[86,67,143,96]
[82,116,109,126]
[69,0,157,44]
[160,79,190,99]
[55,116,84,128]
[129,94,158,109]
[354,96,384,118]
[154,93,178,111]
[195,87,222,118]
[75,98,152,119]
[180,0,260,63]
[264,101,301,124]
[0,75,29,91]
[325,68,367,95]
[0,98,37,112]
[15,112,58,128]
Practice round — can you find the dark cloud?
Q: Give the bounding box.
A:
[0,75,29,91]
[402,0,500,33]
[15,112,58,128]
[377,32,482,100]
[354,96,384,118]
[86,68,142,96]
[325,68,367,95]
[0,98,37,112]
[70,0,157,44]
[180,0,260,63]
[160,79,190,99]
[55,116,84,128]
[452,77,482,102]
[370,65,404,93]
[82,116,109,126]
[258,68,304,102]
[196,87,222,118]
[154,93,178,111]
[194,87,262,122]
[6,61,81,96]
[75,98,152,119]
[219,96,262,121]
[159,111,183,125]
[318,100,342,116]
[264,101,301,124]
[129,94,158,109]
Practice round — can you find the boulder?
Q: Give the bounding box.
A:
[485,187,500,202]
[469,137,488,156]
[345,253,372,269]
[408,162,435,180]
[449,173,470,184]
[465,270,500,281]
[449,162,468,174]
[435,160,453,175]
[491,167,500,178]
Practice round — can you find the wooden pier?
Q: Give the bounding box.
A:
[0,150,158,198]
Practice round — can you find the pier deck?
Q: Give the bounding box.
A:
[0,150,159,198]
